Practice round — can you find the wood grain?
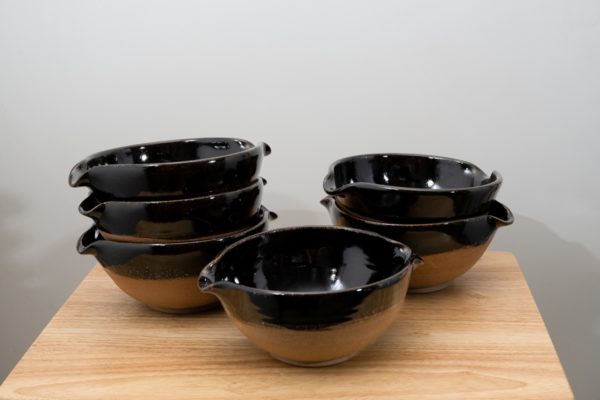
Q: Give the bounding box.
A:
[0,252,572,399]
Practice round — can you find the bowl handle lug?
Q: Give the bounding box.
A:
[488,200,514,227]
[410,254,425,270]
[79,195,105,220]
[77,226,100,256]
[320,196,334,208]
[262,142,272,156]
[68,164,90,187]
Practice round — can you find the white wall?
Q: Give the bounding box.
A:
[1,1,599,398]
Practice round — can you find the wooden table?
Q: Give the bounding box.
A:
[0,252,572,399]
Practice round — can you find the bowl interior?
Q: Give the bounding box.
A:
[83,138,254,168]
[331,154,493,190]
[214,228,410,293]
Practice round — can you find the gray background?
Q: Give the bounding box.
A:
[1,0,599,398]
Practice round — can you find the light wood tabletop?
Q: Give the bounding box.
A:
[0,252,572,399]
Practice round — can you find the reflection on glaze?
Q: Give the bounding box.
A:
[83,139,252,168]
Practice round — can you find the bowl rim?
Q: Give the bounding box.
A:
[69,138,270,188]
[79,137,258,167]
[324,153,502,194]
[78,206,275,255]
[200,225,416,296]
[80,177,265,212]
[323,196,513,228]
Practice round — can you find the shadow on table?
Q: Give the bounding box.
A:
[0,192,93,384]
[492,214,600,400]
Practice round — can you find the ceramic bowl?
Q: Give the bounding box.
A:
[69,138,271,199]
[77,207,276,313]
[79,178,265,243]
[323,153,502,221]
[321,196,513,293]
[199,226,421,366]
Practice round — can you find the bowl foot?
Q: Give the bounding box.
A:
[270,352,358,367]
[147,302,220,314]
[408,282,452,294]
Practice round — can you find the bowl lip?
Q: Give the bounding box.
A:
[325,196,511,228]
[202,225,415,297]
[87,205,272,250]
[324,153,502,194]
[81,178,264,209]
[70,137,264,180]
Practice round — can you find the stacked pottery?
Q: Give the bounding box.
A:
[70,138,275,313]
[321,153,514,293]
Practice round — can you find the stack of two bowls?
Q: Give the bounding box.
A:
[70,138,275,313]
[322,154,514,293]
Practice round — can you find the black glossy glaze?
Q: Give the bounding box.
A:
[77,207,276,279]
[321,196,513,255]
[69,138,271,199]
[323,154,502,221]
[79,178,265,241]
[199,226,419,329]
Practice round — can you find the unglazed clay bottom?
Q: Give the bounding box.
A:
[409,239,492,292]
[104,269,219,313]
[228,301,404,366]
[270,352,359,367]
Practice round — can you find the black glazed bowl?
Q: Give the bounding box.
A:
[77,206,276,313]
[69,138,271,200]
[199,226,421,366]
[321,196,513,293]
[79,178,265,243]
[323,153,502,221]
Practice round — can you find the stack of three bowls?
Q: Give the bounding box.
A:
[70,138,275,313]
[322,153,514,293]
